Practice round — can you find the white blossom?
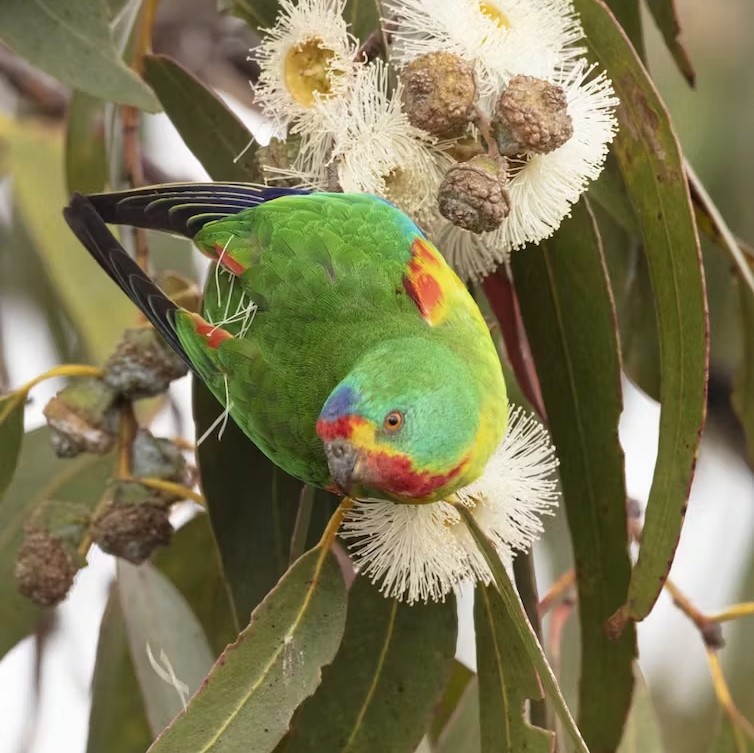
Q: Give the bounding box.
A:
[341,406,559,603]
[388,0,584,97]
[433,62,619,281]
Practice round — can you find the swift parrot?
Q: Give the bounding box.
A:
[64,184,507,503]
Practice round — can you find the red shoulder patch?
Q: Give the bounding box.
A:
[403,237,455,326]
[189,312,233,349]
[213,243,245,276]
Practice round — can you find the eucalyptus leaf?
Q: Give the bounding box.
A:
[65,90,108,196]
[0,428,113,660]
[153,515,237,657]
[87,589,153,753]
[475,583,553,753]
[435,680,481,753]
[143,54,262,182]
[602,0,645,60]
[575,0,709,624]
[617,666,664,753]
[732,277,754,469]
[0,0,159,111]
[278,577,457,753]
[429,660,475,743]
[707,715,754,753]
[147,544,347,753]
[344,0,381,42]
[457,506,588,753]
[6,120,134,363]
[118,560,215,737]
[219,0,280,31]
[512,199,636,750]
[0,392,25,500]
[644,0,695,86]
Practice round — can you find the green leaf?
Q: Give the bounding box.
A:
[5,120,134,363]
[435,679,481,753]
[143,54,262,182]
[474,583,553,753]
[0,427,113,660]
[65,90,108,195]
[617,666,664,753]
[87,588,153,753]
[118,559,215,737]
[511,199,636,750]
[429,660,475,742]
[456,506,588,753]
[278,577,457,753]
[732,276,754,469]
[644,0,695,86]
[0,392,25,500]
[344,0,381,42]
[602,0,645,59]
[0,0,159,111]
[686,162,754,298]
[218,0,279,31]
[193,381,336,625]
[708,715,754,753]
[574,0,709,623]
[153,515,237,657]
[147,544,347,753]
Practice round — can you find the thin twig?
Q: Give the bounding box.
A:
[0,44,68,117]
[538,568,576,616]
[136,477,207,508]
[664,578,724,649]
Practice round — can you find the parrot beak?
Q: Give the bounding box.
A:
[324,440,360,494]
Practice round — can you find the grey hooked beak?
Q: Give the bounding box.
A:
[325,440,359,493]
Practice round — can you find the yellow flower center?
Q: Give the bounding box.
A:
[479,2,510,28]
[284,38,337,106]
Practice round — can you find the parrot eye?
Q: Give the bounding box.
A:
[384,411,404,432]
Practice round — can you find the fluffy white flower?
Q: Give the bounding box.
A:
[388,0,584,97]
[432,62,619,281]
[341,406,559,603]
[253,0,358,128]
[319,60,449,217]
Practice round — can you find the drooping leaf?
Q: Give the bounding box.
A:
[65,90,108,195]
[474,583,553,753]
[87,588,152,753]
[278,577,457,753]
[193,381,338,625]
[644,0,695,86]
[147,544,348,753]
[118,559,215,737]
[512,198,636,750]
[602,0,645,60]
[617,666,665,753]
[429,660,475,743]
[0,0,159,111]
[575,0,709,624]
[143,54,262,182]
[707,714,754,753]
[435,679,481,753]
[344,0,381,42]
[686,162,754,298]
[732,276,754,469]
[153,515,237,656]
[5,119,134,362]
[457,507,588,753]
[0,427,113,660]
[218,0,280,31]
[0,392,25,500]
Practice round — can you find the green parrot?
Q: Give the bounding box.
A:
[64,184,507,503]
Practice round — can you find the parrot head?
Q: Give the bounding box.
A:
[316,338,505,503]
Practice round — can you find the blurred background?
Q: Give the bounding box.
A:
[0,0,752,751]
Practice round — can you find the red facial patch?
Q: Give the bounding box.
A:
[403,237,445,325]
[316,415,366,441]
[189,313,232,349]
[365,452,467,500]
[213,243,245,276]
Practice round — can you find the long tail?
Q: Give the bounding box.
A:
[85,182,309,238]
[63,193,192,367]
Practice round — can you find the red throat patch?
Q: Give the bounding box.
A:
[365,451,467,500]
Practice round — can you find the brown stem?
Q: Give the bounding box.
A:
[472,105,499,157]
[538,568,576,616]
[116,402,138,480]
[482,268,546,418]
[0,44,68,118]
[664,579,724,650]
